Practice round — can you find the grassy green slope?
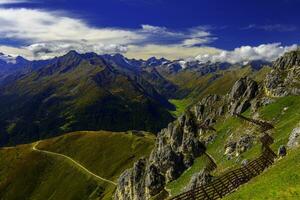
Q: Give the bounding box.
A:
[169,95,300,197]
[166,155,210,196]
[38,131,155,181]
[222,96,300,199]
[0,131,155,200]
[224,147,300,200]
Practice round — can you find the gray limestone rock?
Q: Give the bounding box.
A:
[184,170,213,192]
[287,125,300,149]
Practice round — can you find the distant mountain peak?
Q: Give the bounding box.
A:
[63,50,82,59]
[146,56,170,67]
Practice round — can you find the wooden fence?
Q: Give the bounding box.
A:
[170,134,277,200]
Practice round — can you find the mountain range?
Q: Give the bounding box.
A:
[0,49,300,200]
[0,51,271,146]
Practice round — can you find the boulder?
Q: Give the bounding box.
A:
[224,141,237,159]
[278,145,287,157]
[241,159,249,166]
[236,134,255,156]
[229,77,259,114]
[224,134,255,159]
[184,170,213,192]
[287,125,300,149]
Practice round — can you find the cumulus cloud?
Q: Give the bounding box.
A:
[195,43,298,64]
[0,8,216,59]
[0,8,144,44]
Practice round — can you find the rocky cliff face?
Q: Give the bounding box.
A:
[193,76,259,125]
[265,49,300,97]
[114,109,207,200]
[114,76,260,200]
[228,77,259,114]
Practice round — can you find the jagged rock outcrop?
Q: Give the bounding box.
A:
[145,164,165,196]
[229,77,259,114]
[149,111,207,182]
[114,159,147,200]
[184,170,213,192]
[193,76,260,125]
[265,49,300,97]
[194,94,226,126]
[236,134,255,155]
[115,76,260,200]
[115,109,207,200]
[224,134,255,159]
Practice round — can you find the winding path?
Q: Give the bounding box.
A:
[32,141,117,186]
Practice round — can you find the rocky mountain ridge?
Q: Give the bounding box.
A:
[265,49,300,96]
[114,76,261,200]
[114,49,300,200]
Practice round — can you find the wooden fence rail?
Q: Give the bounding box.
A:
[170,134,277,200]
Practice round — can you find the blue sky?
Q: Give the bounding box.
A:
[0,0,299,61]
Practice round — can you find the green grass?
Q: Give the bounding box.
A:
[0,131,155,200]
[259,96,300,150]
[224,147,300,200]
[169,99,192,117]
[0,145,104,200]
[38,131,155,181]
[169,95,300,198]
[206,96,300,175]
[166,155,210,196]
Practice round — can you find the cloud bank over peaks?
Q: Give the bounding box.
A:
[195,43,298,64]
[26,42,128,60]
[0,52,16,63]
[0,7,216,59]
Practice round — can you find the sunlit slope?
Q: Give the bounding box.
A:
[168,96,300,197]
[224,146,300,200]
[0,131,154,200]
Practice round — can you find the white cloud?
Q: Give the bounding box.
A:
[141,25,215,46]
[0,0,28,4]
[0,52,16,63]
[243,24,297,32]
[26,42,128,59]
[195,43,298,64]
[182,38,214,46]
[0,8,216,59]
[0,8,144,44]
[141,24,183,37]
[125,44,220,60]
